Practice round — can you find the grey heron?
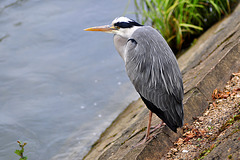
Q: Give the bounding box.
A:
[84,17,184,143]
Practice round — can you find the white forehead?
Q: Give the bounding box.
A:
[111,17,132,24]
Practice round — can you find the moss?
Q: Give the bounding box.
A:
[110,133,117,138]
[198,144,216,159]
[121,127,147,145]
[103,142,112,150]
[121,139,127,145]
[229,128,240,137]
[91,140,99,149]
[132,114,137,119]
[219,113,240,132]
[233,114,240,121]
[138,105,144,108]
[129,129,136,138]
[228,154,232,159]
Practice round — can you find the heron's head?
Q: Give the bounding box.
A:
[84,17,143,38]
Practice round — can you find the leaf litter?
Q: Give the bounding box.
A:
[163,70,240,159]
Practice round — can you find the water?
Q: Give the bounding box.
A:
[0,0,139,159]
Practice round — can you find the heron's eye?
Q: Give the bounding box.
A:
[115,26,120,30]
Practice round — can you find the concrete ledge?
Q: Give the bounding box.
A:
[82,4,240,160]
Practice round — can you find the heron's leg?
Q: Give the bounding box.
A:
[140,110,152,143]
[133,110,152,148]
[144,110,152,140]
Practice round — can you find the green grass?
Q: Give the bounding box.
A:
[134,0,238,53]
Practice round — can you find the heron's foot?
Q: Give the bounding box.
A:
[133,131,160,148]
[132,135,149,148]
[150,121,166,134]
[132,122,166,148]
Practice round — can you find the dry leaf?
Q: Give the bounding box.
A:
[232,72,240,76]
[175,138,184,145]
[212,102,217,107]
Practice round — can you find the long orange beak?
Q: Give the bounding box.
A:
[84,25,116,32]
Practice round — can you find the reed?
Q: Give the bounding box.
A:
[134,0,238,53]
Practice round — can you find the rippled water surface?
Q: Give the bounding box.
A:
[0,0,139,159]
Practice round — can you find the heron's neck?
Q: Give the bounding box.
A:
[113,34,128,62]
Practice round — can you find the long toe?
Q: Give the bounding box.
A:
[150,121,166,134]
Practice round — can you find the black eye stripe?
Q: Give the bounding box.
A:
[114,21,142,28]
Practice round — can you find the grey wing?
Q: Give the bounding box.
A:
[125,26,184,129]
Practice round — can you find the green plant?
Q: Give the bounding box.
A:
[199,144,216,159]
[15,141,28,160]
[207,126,214,130]
[197,138,202,141]
[134,0,237,53]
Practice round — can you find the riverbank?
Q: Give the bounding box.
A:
[82,3,240,160]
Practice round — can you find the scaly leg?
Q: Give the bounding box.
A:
[134,110,152,147]
[144,110,152,140]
